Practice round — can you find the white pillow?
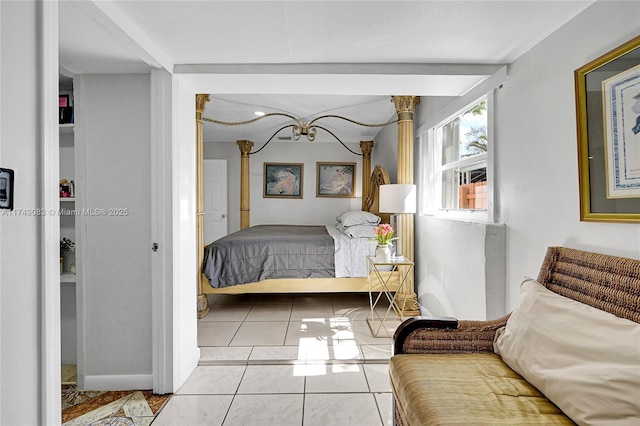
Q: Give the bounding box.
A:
[336,223,376,239]
[494,279,640,426]
[335,210,381,227]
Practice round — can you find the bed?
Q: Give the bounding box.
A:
[195,94,420,316]
[200,164,397,295]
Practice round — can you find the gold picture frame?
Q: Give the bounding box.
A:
[575,35,640,223]
[263,163,304,199]
[316,162,356,198]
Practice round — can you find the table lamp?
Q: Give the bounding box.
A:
[379,184,416,257]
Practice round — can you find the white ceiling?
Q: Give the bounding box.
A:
[58,0,595,143]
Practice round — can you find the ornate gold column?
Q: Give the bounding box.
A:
[360,140,374,211]
[392,95,421,316]
[237,140,254,230]
[196,94,211,318]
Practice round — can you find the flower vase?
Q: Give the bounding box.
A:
[375,244,391,262]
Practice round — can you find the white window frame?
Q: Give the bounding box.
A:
[418,66,505,223]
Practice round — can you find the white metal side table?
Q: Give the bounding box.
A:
[366,256,415,338]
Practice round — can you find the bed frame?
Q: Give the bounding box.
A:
[200,164,394,296]
[195,95,421,317]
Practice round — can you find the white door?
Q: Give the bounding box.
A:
[204,159,228,244]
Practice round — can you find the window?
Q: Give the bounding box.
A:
[418,66,505,221]
[438,98,488,211]
[420,92,494,221]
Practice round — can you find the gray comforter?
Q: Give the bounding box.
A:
[203,225,335,288]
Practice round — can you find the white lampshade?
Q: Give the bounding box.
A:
[379,184,416,214]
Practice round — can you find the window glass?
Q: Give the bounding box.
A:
[436,98,488,210]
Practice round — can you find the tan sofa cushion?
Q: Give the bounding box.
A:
[494,279,640,426]
[389,353,574,425]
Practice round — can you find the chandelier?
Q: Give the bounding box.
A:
[202,111,398,154]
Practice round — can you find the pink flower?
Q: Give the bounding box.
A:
[373,223,396,245]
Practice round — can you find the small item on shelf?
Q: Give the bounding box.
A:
[59,106,73,124]
[60,178,71,198]
[60,237,75,273]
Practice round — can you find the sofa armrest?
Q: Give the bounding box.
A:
[393,314,511,355]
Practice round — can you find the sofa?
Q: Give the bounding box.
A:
[389,246,640,425]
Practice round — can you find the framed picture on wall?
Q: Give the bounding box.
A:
[602,64,640,199]
[575,35,640,223]
[59,95,69,108]
[316,162,356,198]
[263,163,303,199]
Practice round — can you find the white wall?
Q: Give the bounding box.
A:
[409,0,640,321]
[0,1,44,423]
[416,219,506,319]
[75,74,153,390]
[372,105,509,321]
[375,99,507,320]
[496,0,640,310]
[204,140,375,235]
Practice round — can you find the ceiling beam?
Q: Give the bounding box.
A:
[73,0,174,73]
[174,63,504,76]
[174,63,505,97]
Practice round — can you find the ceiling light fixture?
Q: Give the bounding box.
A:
[202,111,398,155]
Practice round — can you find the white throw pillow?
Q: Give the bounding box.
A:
[494,279,640,426]
[336,223,376,239]
[335,210,381,227]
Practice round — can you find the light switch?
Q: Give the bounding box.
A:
[0,168,15,210]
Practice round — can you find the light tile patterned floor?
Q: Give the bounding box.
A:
[154,293,399,425]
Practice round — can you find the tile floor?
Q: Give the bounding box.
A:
[153,293,401,426]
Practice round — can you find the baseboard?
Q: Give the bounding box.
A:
[83,373,154,391]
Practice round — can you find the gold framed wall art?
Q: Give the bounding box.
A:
[263,163,304,199]
[316,162,356,198]
[575,35,640,223]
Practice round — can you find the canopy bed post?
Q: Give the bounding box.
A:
[237,140,254,230]
[196,94,211,318]
[360,140,374,211]
[392,95,421,316]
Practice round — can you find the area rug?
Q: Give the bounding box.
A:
[62,385,170,426]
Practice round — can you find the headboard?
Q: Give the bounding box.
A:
[364,164,391,224]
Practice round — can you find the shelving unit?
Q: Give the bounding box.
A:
[59,122,74,133]
[60,273,76,283]
[59,122,76,282]
[59,82,78,376]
